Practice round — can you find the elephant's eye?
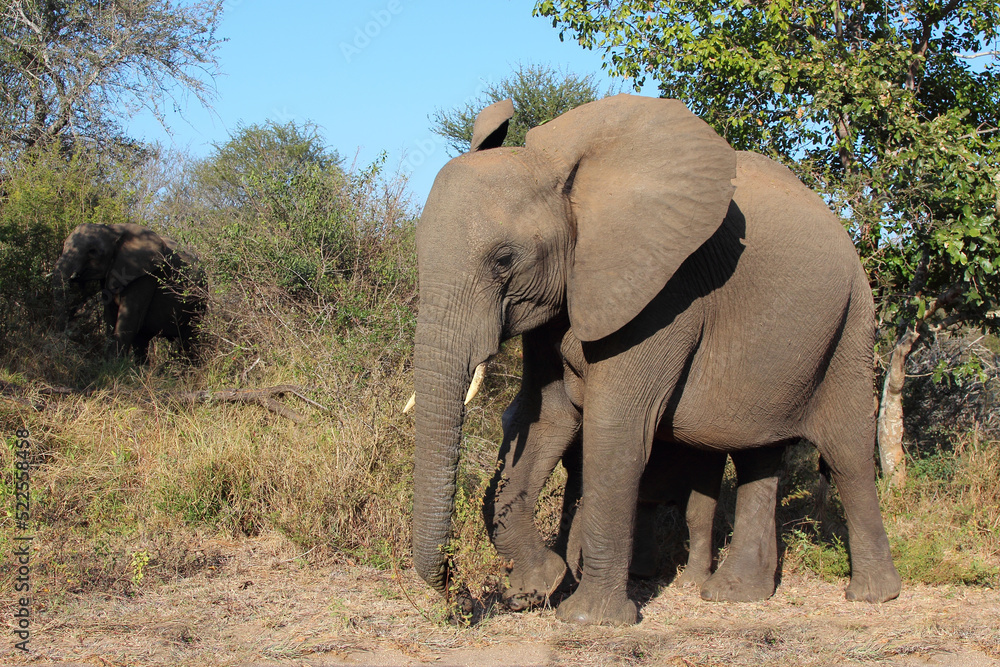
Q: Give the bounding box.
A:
[491,252,514,280]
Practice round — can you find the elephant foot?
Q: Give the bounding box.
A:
[844,563,901,603]
[503,549,567,611]
[555,586,638,626]
[700,560,776,602]
[674,564,711,589]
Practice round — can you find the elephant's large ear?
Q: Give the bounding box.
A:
[106,228,168,293]
[470,99,514,152]
[525,94,737,341]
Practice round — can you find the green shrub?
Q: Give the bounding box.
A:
[0,146,132,320]
[784,529,851,582]
[186,121,417,309]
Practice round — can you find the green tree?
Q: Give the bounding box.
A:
[186,120,415,310]
[188,120,351,295]
[535,0,1000,484]
[193,120,343,223]
[430,62,611,155]
[0,0,223,157]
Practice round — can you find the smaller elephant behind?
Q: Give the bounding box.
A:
[53,223,206,362]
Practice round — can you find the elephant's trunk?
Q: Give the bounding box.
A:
[411,306,477,593]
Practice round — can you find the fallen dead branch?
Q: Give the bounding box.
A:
[163,385,327,424]
[1,380,325,423]
[1,380,87,410]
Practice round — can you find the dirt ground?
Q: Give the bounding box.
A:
[3,534,998,667]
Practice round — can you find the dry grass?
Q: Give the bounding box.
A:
[881,427,1000,586]
[0,273,418,599]
[1,532,997,666]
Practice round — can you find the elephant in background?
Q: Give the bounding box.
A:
[411,94,900,625]
[53,223,206,363]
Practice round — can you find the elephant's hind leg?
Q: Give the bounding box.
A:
[810,423,900,602]
[675,448,726,588]
[701,445,783,602]
[806,338,900,602]
[631,443,725,586]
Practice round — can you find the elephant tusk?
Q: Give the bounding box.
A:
[464,363,486,405]
[403,362,486,415]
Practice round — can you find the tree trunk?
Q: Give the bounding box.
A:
[877,328,920,487]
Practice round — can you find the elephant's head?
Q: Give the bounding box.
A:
[53,224,117,291]
[52,223,180,326]
[411,94,738,593]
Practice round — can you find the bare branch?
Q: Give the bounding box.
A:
[923,284,965,320]
[0,0,224,153]
[955,50,1000,59]
[167,385,329,423]
[957,127,999,140]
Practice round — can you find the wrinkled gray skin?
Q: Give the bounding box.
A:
[489,321,780,611]
[53,223,205,363]
[412,94,900,626]
[495,325,794,605]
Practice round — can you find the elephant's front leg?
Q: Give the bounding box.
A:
[488,388,581,610]
[102,292,119,338]
[485,325,582,610]
[112,279,155,359]
[555,402,647,626]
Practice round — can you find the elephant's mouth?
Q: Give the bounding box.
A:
[67,270,101,285]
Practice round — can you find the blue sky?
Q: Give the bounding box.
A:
[125,0,633,206]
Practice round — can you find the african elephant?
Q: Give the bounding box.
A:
[53,223,206,362]
[411,94,900,626]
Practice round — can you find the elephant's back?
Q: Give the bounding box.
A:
[732,151,858,264]
[728,151,868,304]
